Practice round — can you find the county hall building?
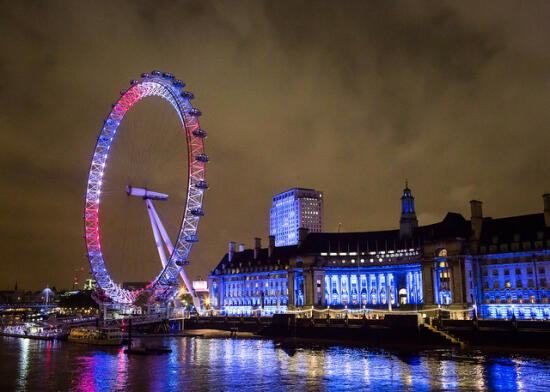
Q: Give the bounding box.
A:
[208,185,550,320]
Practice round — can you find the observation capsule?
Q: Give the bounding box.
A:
[184,234,199,243]
[151,70,162,76]
[194,180,209,190]
[172,80,185,88]
[175,259,190,267]
[141,73,151,78]
[130,80,139,85]
[195,154,209,163]
[180,91,194,100]
[188,108,202,117]
[192,129,207,138]
[162,72,175,80]
[190,208,205,216]
[120,89,127,95]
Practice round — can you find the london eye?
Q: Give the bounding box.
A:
[83,71,208,306]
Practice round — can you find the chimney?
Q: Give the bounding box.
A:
[254,237,261,259]
[268,235,275,258]
[228,241,236,262]
[238,243,245,252]
[298,227,309,247]
[544,194,550,228]
[470,200,483,241]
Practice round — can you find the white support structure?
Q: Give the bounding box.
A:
[132,188,202,311]
[146,199,168,268]
[127,186,169,201]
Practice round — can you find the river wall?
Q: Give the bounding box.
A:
[184,314,550,349]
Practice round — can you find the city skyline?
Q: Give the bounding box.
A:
[1,1,550,290]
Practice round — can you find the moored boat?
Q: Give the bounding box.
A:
[68,327,122,346]
[0,325,65,340]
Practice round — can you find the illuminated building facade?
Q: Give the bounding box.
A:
[209,237,292,315]
[270,188,323,246]
[210,186,550,319]
[468,197,550,319]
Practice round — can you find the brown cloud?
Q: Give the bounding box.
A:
[0,1,549,289]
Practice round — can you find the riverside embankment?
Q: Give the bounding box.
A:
[184,314,550,350]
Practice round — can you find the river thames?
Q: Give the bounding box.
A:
[1,335,550,391]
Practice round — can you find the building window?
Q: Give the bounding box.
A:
[518,296,523,304]
[505,280,511,288]
[482,270,488,277]
[495,297,501,304]
[527,268,533,275]
[504,269,510,275]
[492,270,499,276]
[528,279,534,288]
[530,295,536,304]
[516,280,523,288]
[515,268,521,275]
[543,296,548,303]
[493,281,500,289]
[539,267,545,274]
[541,278,548,287]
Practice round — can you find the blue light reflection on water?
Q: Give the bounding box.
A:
[2,336,550,391]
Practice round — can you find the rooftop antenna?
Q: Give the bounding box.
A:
[338,222,343,233]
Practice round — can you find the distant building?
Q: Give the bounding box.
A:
[83,278,97,291]
[210,185,550,320]
[270,188,323,246]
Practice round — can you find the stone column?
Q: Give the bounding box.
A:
[421,260,435,306]
[314,269,326,307]
[376,274,381,304]
[303,268,314,307]
[450,257,466,305]
[288,269,296,310]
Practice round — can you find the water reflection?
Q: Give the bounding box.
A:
[2,336,550,391]
[17,338,30,391]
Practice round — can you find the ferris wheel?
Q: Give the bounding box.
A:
[84,71,208,306]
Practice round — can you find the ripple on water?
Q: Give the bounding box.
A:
[1,336,550,391]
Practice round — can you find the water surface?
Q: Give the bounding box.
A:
[1,335,549,391]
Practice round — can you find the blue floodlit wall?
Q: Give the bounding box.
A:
[478,250,550,319]
[218,271,289,316]
[324,264,423,307]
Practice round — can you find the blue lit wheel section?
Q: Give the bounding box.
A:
[84,71,207,305]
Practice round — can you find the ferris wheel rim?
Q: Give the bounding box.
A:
[83,71,207,305]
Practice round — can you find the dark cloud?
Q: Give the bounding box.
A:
[1,1,549,290]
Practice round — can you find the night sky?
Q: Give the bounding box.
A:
[1,1,549,291]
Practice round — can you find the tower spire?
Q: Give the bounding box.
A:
[400,181,418,239]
